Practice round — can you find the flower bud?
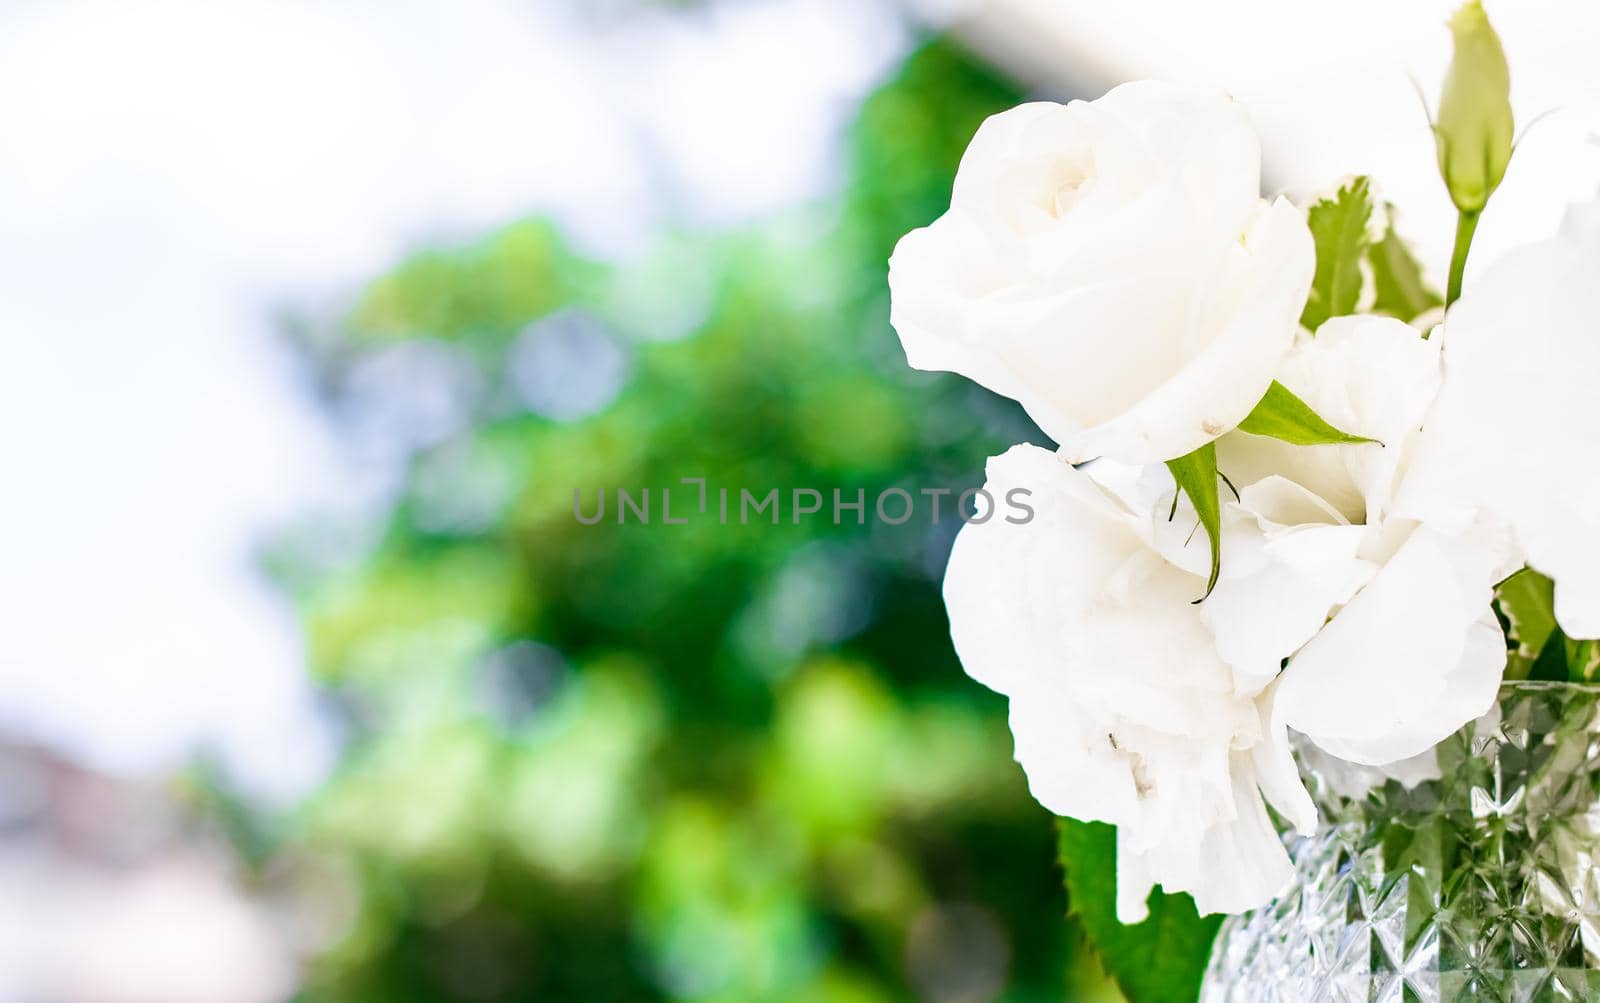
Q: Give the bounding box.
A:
[1435,1,1514,213]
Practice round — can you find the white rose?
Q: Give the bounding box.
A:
[888,81,1314,465]
[1400,198,1600,639]
[1202,316,1510,766]
[944,444,1313,921]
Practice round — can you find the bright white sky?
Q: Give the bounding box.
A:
[0,0,905,799]
[2,0,1599,800]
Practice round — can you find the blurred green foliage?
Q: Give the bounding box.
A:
[268,39,1121,1003]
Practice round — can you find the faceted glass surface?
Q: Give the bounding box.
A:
[1203,683,1600,1002]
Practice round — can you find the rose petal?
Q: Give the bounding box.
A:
[1400,204,1600,638]
[1274,525,1504,765]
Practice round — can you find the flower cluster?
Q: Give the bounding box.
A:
[888,21,1600,922]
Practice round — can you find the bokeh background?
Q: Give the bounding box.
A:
[7,1,1600,1000]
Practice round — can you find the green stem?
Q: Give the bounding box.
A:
[1446,209,1480,307]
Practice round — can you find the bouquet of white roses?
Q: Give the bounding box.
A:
[889,4,1600,997]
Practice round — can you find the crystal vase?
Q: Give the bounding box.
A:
[1202,682,1600,1002]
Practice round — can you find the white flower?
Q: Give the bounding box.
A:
[942,316,1509,920]
[1208,316,1511,767]
[943,443,1310,922]
[1142,317,1507,769]
[887,82,1314,465]
[1399,198,1600,639]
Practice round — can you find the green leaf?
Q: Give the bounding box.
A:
[1059,819,1222,1003]
[1368,206,1443,322]
[1165,442,1222,600]
[1497,570,1600,683]
[1237,380,1380,447]
[1527,623,1570,682]
[1567,638,1600,682]
[1498,568,1557,679]
[1301,176,1374,331]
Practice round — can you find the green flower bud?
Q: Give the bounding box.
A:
[1435,1,1514,213]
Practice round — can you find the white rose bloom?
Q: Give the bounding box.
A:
[1400,199,1600,639]
[944,316,1510,919]
[1139,317,1507,770]
[887,82,1314,465]
[944,443,1312,922]
[1207,316,1511,767]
